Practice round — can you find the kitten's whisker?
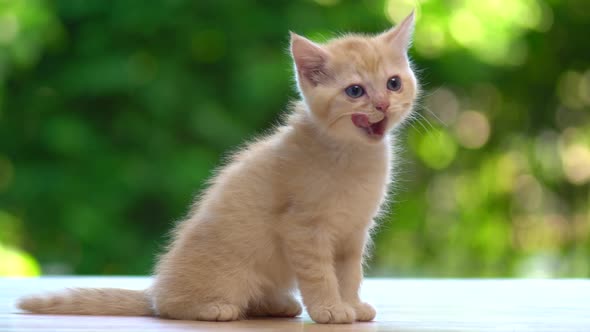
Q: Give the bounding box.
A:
[408,121,424,136]
[327,111,383,128]
[405,113,426,135]
[413,111,437,133]
[417,86,443,100]
[417,104,448,128]
[327,112,357,128]
[412,112,434,134]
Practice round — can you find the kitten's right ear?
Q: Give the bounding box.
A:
[290,32,330,86]
[380,10,416,53]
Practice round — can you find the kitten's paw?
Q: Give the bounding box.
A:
[249,295,302,318]
[196,303,241,321]
[268,296,303,317]
[308,303,355,324]
[352,302,376,321]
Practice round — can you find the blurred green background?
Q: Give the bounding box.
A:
[1,0,589,277]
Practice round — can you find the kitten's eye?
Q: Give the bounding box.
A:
[387,76,402,92]
[345,85,365,98]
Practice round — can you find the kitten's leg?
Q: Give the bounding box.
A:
[153,279,244,321]
[335,233,376,322]
[153,251,252,321]
[248,290,302,318]
[282,224,355,324]
[179,303,242,321]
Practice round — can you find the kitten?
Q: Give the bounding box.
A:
[18,12,418,324]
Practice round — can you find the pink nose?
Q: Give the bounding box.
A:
[375,101,390,112]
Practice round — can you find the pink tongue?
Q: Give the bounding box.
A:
[351,113,370,128]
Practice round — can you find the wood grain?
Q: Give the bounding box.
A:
[1,277,588,331]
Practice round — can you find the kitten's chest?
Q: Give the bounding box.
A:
[292,149,391,220]
[327,163,389,209]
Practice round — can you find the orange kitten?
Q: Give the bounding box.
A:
[18,12,418,324]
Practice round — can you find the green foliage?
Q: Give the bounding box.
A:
[0,0,589,277]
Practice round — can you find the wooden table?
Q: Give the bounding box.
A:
[1,277,588,331]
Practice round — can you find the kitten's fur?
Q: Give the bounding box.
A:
[18,12,418,324]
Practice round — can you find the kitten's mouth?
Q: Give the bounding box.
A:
[351,113,388,139]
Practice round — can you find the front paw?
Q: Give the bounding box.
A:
[249,295,302,318]
[352,302,376,321]
[267,296,303,317]
[308,303,355,324]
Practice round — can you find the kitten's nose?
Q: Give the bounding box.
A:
[374,101,390,113]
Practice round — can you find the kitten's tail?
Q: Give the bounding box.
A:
[17,288,153,316]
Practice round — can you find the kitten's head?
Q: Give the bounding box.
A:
[291,12,418,144]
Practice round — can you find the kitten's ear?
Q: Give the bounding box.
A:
[290,32,330,85]
[380,10,415,52]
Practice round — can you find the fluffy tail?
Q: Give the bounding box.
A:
[17,288,153,316]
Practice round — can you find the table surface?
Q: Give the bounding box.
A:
[1,277,589,332]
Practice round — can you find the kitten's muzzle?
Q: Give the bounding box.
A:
[374,101,390,113]
[351,112,388,138]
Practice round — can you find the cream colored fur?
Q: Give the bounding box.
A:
[18,12,418,324]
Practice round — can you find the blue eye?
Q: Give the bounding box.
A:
[345,85,365,98]
[387,75,402,91]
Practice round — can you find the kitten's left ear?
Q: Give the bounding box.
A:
[380,10,415,52]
